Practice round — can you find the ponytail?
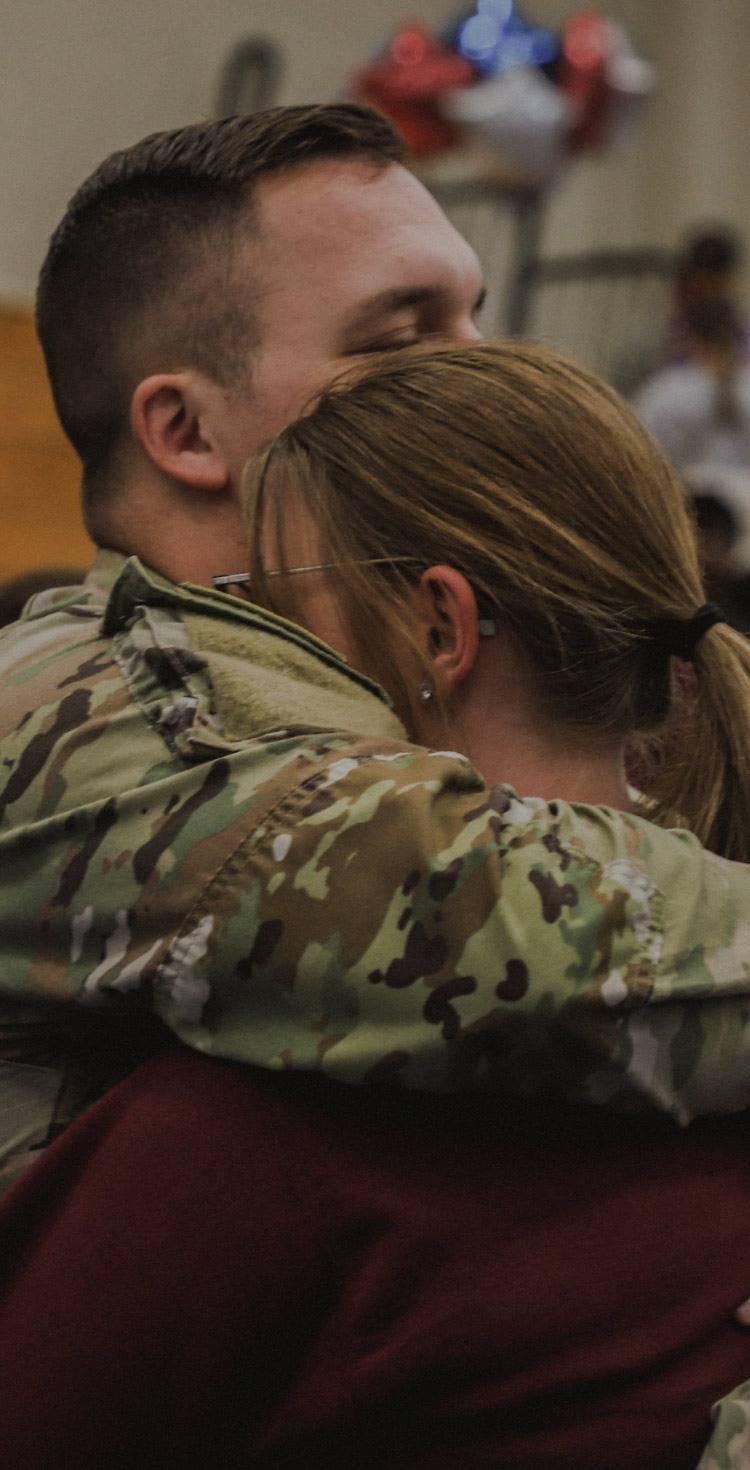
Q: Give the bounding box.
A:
[634,622,750,863]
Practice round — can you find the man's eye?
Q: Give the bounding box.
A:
[352,331,421,356]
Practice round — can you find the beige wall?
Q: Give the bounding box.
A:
[2,0,749,302]
[641,0,750,248]
[2,0,457,303]
[540,0,750,264]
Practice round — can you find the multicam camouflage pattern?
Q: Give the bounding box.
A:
[6,549,750,1186]
[698,1380,750,1469]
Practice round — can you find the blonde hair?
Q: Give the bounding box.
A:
[244,339,750,862]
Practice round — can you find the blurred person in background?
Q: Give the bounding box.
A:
[664,225,749,368]
[616,225,749,398]
[632,299,750,473]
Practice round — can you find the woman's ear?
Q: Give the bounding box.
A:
[131,372,230,491]
[415,565,480,693]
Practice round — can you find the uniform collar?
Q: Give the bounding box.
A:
[95,551,396,711]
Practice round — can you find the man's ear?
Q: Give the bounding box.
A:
[131,373,230,491]
[415,565,479,693]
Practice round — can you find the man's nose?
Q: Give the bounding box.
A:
[455,313,483,342]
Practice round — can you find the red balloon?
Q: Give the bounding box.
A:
[352,25,475,156]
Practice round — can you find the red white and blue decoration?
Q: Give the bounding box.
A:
[350,5,655,181]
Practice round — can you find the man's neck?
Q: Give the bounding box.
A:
[102,481,250,590]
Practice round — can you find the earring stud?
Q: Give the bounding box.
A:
[419,679,434,703]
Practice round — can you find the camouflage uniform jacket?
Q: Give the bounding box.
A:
[6,549,750,1188]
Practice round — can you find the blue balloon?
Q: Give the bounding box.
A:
[450,0,559,77]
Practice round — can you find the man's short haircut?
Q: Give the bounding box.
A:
[35,104,406,527]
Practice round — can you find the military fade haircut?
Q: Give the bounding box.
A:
[35,103,406,526]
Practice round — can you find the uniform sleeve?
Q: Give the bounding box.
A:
[126,738,750,1120]
[696,1379,750,1470]
[6,729,750,1119]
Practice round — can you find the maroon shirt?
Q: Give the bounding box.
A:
[1,1045,750,1469]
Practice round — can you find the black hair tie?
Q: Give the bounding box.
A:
[650,602,727,662]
